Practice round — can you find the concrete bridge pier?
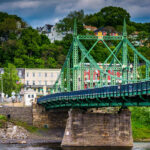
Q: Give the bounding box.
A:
[61,108,133,147]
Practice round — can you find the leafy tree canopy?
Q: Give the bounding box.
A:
[0,63,22,96]
[0,7,149,70]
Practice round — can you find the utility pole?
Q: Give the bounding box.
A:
[0,74,3,103]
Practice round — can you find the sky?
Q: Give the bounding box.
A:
[0,0,150,28]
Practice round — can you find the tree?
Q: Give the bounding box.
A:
[100,6,130,27]
[116,25,136,34]
[56,10,84,33]
[84,6,130,28]
[20,27,41,57]
[1,63,22,96]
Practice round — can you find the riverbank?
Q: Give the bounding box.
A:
[0,115,62,145]
[0,107,150,144]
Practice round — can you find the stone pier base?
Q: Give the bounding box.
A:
[61,108,133,147]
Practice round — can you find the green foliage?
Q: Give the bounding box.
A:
[56,10,84,33]
[1,63,22,96]
[0,115,6,120]
[130,107,150,141]
[0,115,7,128]
[0,8,149,69]
[84,6,130,28]
[116,25,136,34]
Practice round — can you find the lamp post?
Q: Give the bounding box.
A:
[0,74,3,103]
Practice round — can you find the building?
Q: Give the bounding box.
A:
[0,68,60,106]
[25,68,60,96]
[83,63,121,89]
[84,25,97,32]
[24,89,36,106]
[37,24,73,43]
[128,31,149,47]
[94,26,119,36]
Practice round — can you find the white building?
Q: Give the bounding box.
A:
[37,24,73,43]
[24,89,36,106]
[25,68,60,96]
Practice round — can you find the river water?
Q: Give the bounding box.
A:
[0,142,150,150]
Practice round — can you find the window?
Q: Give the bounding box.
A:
[39,72,41,77]
[32,95,34,98]
[33,81,35,85]
[33,73,35,77]
[45,73,47,77]
[51,73,53,78]
[18,70,22,77]
[39,80,41,85]
[38,88,40,92]
[28,95,30,98]
[45,81,47,85]
[26,73,29,77]
[34,88,36,92]
[26,81,29,85]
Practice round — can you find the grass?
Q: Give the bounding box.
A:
[0,114,38,133]
[0,115,7,128]
[130,107,150,141]
[10,120,39,133]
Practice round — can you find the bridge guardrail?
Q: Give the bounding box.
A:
[37,81,150,105]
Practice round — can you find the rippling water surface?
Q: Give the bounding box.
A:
[0,142,150,150]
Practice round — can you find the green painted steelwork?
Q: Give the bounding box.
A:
[46,18,150,109]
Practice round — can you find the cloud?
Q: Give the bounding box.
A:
[0,0,149,27]
[0,0,41,10]
[54,0,150,19]
[30,17,62,28]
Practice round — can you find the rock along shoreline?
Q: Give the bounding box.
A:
[0,122,62,145]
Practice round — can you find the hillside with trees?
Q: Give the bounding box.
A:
[0,6,150,68]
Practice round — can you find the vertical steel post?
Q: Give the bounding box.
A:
[73,19,78,91]
[146,63,149,80]
[133,53,137,82]
[90,64,93,88]
[122,19,128,84]
[67,58,71,92]
[81,52,84,90]
[61,72,64,92]
[113,59,116,85]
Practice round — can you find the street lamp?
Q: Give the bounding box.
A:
[0,74,3,103]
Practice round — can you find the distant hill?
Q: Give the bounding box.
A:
[0,7,149,69]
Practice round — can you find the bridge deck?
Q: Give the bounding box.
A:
[37,81,150,110]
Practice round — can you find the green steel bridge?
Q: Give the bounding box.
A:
[37,19,150,110]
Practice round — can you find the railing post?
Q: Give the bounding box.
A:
[81,52,84,90]
[146,63,149,80]
[133,53,137,83]
[90,63,93,88]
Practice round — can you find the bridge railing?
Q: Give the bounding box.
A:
[38,81,150,104]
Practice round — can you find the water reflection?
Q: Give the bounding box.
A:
[62,147,132,150]
[0,142,150,150]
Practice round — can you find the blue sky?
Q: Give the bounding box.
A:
[0,0,150,28]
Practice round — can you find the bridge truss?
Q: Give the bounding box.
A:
[38,19,150,109]
[51,19,150,93]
